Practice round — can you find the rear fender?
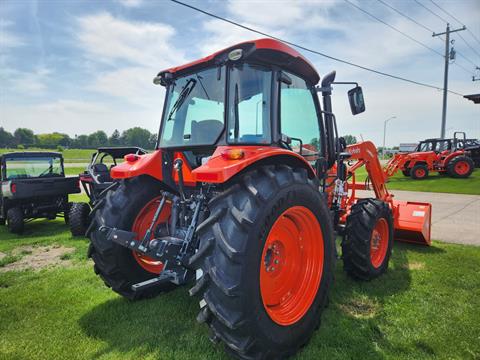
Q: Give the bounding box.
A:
[192,146,316,183]
[111,150,163,181]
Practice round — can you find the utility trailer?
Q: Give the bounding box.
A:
[86,39,432,359]
[0,152,81,233]
[69,147,147,236]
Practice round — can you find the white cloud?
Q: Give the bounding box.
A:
[77,12,183,67]
[0,20,24,49]
[116,0,143,8]
[76,12,185,108]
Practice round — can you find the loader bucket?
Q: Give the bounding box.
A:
[393,200,432,246]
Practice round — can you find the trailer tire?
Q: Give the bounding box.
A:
[6,207,24,234]
[69,202,91,237]
[411,164,429,180]
[342,198,393,280]
[88,176,177,300]
[64,202,73,225]
[447,156,474,178]
[189,165,335,359]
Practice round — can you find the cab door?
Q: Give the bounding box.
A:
[279,72,322,164]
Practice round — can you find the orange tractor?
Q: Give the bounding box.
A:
[384,132,475,179]
[87,39,431,359]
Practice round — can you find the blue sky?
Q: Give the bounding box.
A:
[1,0,479,146]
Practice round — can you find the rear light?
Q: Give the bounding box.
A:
[125,154,139,162]
[10,183,16,193]
[221,149,245,160]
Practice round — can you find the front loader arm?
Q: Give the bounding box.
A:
[345,141,392,203]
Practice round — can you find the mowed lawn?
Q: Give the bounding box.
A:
[353,166,480,195]
[0,203,479,359]
[0,148,95,163]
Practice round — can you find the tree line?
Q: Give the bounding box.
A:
[0,127,158,150]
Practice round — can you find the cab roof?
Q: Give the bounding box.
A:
[158,38,320,85]
[1,151,62,160]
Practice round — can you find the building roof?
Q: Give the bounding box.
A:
[464,94,480,104]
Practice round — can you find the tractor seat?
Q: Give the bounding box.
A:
[191,120,223,145]
[92,163,112,183]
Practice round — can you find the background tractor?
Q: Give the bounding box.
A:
[87,39,431,359]
[384,132,475,179]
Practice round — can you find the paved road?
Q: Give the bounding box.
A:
[358,190,480,246]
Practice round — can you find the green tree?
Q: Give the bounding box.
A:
[36,133,70,147]
[109,129,121,146]
[342,134,357,145]
[14,128,36,146]
[75,135,89,148]
[87,131,108,148]
[0,127,14,147]
[121,127,153,149]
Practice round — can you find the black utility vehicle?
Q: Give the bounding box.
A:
[69,147,146,236]
[0,152,81,233]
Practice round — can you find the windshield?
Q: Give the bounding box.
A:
[159,66,226,147]
[4,156,63,179]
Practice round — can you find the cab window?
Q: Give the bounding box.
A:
[280,72,320,162]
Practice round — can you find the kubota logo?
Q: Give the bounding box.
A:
[348,147,361,155]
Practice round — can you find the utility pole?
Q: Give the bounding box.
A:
[383,116,396,159]
[433,24,466,139]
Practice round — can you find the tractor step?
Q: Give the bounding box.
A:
[131,269,187,291]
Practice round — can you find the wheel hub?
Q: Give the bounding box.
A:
[260,206,324,326]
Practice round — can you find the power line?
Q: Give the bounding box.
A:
[344,0,444,58]
[169,0,464,96]
[426,0,480,47]
[376,0,434,33]
[428,0,463,24]
[414,0,448,23]
[457,33,480,59]
[350,0,476,75]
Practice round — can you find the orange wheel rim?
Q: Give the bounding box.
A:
[370,218,389,268]
[416,168,426,177]
[454,161,469,175]
[260,206,324,326]
[131,197,171,274]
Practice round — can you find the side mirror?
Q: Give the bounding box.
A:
[348,86,365,115]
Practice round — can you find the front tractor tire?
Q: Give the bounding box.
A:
[410,163,429,180]
[190,165,334,359]
[342,198,393,280]
[88,176,176,300]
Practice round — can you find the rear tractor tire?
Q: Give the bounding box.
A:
[410,164,429,180]
[88,175,177,300]
[189,165,335,359]
[69,202,91,237]
[6,207,24,234]
[342,198,393,280]
[447,156,474,178]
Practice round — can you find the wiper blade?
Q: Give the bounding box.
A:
[167,78,197,121]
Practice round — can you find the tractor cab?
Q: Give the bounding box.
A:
[153,38,362,176]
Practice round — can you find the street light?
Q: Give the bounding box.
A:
[383,116,396,159]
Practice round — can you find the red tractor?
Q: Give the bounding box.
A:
[384,132,475,179]
[87,39,431,359]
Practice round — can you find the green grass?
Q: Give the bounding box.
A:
[354,166,480,195]
[0,219,479,359]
